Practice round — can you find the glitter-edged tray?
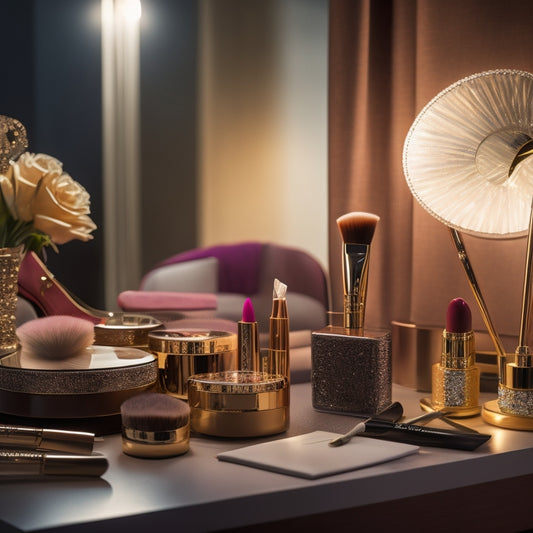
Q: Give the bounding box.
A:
[0,346,157,421]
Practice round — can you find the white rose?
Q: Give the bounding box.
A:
[32,172,97,245]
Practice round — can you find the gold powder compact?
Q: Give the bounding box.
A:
[148,330,237,400]
[188,371,289,438]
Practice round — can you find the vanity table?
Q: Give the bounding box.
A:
[1,382,533,533]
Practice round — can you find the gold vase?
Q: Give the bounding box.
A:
[0,245,23,355]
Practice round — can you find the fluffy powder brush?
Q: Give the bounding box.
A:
[17,316,95,367]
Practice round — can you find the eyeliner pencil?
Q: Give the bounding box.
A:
[332,419,490,451]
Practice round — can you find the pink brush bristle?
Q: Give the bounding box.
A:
[336,212,380,245]
[242,297,256,323]
[17,316,95,360]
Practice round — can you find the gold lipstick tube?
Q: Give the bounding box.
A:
[430,329,480,417]
[268,298,289,380]
[0,425,94,454]
[342,243,370,330]
[238,321,259,371]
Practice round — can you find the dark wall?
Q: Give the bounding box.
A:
[140,0,198,273]
[0,0,103,308]
[33,0,104,308]
[0,0,199,309]
[1,0,36,135]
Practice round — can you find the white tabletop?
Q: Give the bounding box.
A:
[1,382,533,532]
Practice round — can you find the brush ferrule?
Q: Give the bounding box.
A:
[342,243,370,330]
[123,426,188,444]
[122,425,190,458]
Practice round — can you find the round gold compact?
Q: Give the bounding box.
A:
[148,330,237,400]
[94,313,162,347]
[0,346,157,422]
[188,371,289,438]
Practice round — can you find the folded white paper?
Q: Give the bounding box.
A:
[217,431,419,479]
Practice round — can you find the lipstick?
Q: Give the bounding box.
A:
[336,212,380,331]
[268,279,289,380]
[238,298,259,371]
[430,298,480,417]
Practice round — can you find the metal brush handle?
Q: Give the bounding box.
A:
[516,197,533,366]
[449,228,506,364]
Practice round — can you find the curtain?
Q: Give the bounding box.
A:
[329,0,533,351]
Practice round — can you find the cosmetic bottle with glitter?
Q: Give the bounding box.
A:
[311,212,392,416]
[429,298,480,417]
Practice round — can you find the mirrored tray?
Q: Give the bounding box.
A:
[0,346,157,421]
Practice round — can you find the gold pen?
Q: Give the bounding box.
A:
[269,279,290,381]
[0,424,94,454]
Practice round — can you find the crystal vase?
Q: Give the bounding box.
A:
[0,245,23,354]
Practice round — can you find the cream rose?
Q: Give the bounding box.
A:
[4,153,63,221]
[31,172,97,245]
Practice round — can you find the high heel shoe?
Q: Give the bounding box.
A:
[18,252,161,346]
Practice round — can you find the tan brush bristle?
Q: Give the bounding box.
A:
[336,212,380,245]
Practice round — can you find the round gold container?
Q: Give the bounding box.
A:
[188,371,289,437]
[148,330,237,400]
[94,313,162,347]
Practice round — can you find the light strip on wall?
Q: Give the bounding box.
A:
[101,0,142,309]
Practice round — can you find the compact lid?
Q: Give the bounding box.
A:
[189,371,287,394]
[148,330,237,355]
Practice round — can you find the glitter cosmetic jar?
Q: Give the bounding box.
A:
[188,371,289,437]
[311,314,392,416]
[94,314,162,347]
[148,330,237,400]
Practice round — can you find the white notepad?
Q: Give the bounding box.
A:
[217,431,419,479]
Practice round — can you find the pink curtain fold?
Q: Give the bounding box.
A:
[329,0,533,350]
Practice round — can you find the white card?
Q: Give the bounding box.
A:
[217,431,419,479]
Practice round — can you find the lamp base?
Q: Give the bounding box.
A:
[419,396,481,418]
[482,399,533,430]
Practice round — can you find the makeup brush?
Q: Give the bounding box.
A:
[336,212,380,330]
[17,316,95,360]
[329,418,490,451]
[121,392,190,458]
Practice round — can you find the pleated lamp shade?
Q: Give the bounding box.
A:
[403,69,533,239]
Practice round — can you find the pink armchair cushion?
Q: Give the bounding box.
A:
[118,290,217,311]
[154,242,263,295]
